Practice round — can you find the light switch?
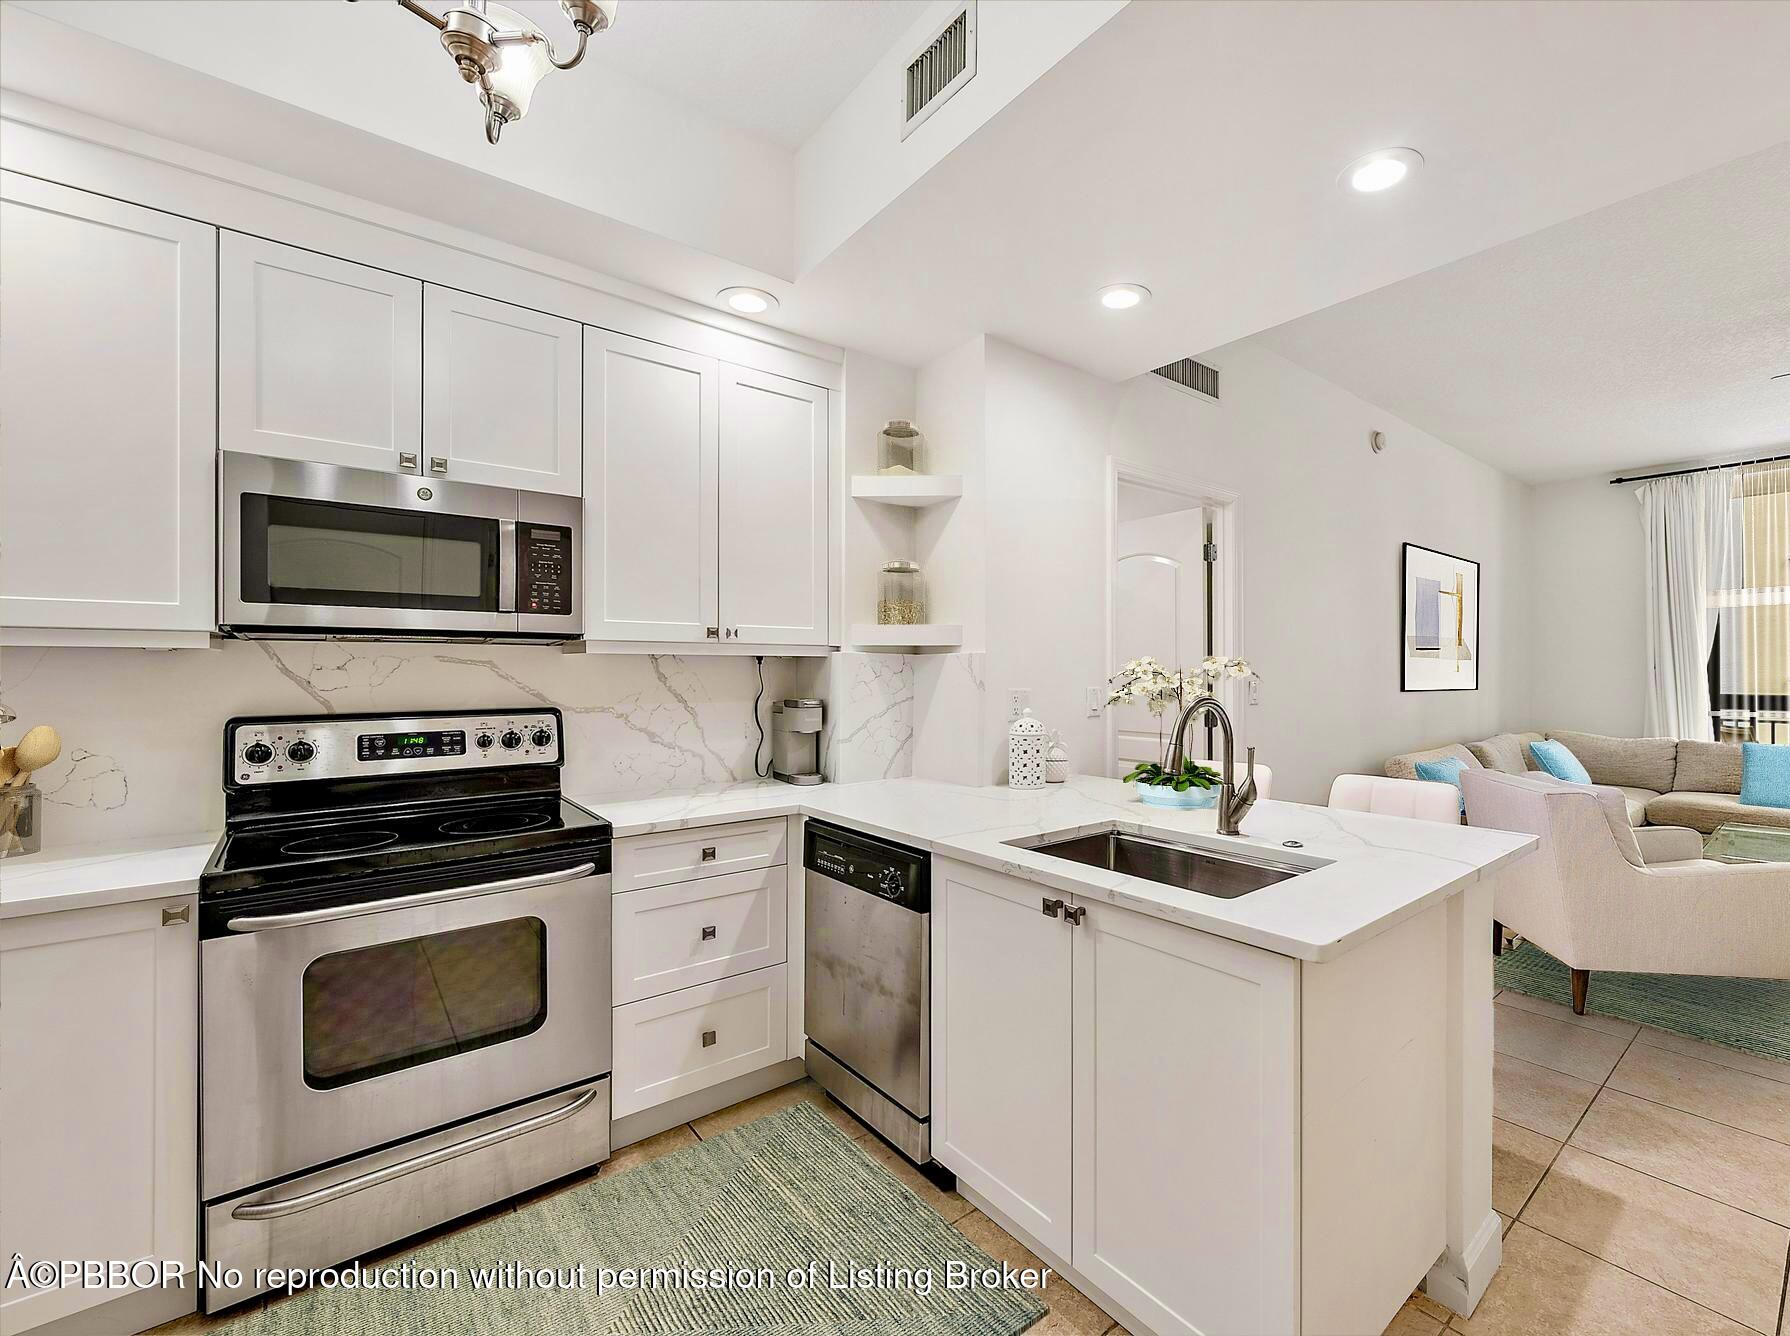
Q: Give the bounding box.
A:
[1085,686,1105,717]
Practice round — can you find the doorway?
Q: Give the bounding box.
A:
[1105,463,1239,777]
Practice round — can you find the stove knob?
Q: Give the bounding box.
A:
[286,740,316,764]
[475,732,495,750]
[243,742,273,766]
[500,730,523,750]
[530,728,553,749]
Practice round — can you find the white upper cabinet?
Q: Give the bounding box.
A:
[423,286,582,494]
[583,329,720,642]
[719,366,830,645]
[0,173,216,638]
[219,232,422,473]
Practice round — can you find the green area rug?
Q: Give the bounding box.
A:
[1496,942,1790,1065]
[229,1101,1047,1335]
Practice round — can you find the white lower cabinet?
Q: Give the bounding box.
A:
[0,897,198,1335]
[933,860,1299,1336]
[611,964,790,1118]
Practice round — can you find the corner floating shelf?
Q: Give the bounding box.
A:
[849,623,963,652]
[850,474,963,508]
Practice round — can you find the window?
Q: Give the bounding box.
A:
[1707,463,1790,742]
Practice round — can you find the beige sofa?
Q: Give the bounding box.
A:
[1388,729,1790,834]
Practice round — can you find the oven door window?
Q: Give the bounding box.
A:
[301,917,546,1089]
[240,494,500,612]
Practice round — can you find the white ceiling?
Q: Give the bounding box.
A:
[480,0,925,148]
[1254,141,1790,484]
[7,0,1790,398]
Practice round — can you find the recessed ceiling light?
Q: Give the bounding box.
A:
[1098,283,1151,310]
[719,286,778,315]
[1339,147,1424,194]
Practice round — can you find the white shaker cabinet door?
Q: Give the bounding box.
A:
[423,285,581,494]
[932,861,1074,1260]
[583,330,719,642]
[0,173,216,633]
[0,898,198,1334]
[718,366,829,646]
[219,232,422,473]
[1070,900,1299,1336]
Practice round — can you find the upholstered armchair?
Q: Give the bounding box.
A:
[1460,768,1790,1012]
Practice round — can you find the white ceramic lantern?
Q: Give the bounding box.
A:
[1008,709,1047,789]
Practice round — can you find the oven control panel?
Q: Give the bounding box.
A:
[228,711,561,785]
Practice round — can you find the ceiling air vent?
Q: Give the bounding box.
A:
[1150,358,1221,402]
[902,3,976,140]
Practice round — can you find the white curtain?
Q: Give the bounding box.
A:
[1639,473,1732,739]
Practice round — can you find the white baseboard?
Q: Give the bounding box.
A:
[1424,1208,1504,1317]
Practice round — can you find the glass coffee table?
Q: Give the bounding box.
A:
[1703,822,1790,864]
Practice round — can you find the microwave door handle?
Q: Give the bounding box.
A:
[230,1082,602,1221]
[224,861,598,933]
[498,519,518,614]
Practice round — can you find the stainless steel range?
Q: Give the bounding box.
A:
[198,709,611,1312]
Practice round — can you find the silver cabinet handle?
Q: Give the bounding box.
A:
[725,628,738,639]
[226,862,598,932]
[701,1030,717,1048]
[706,627,720,640]
[398,452,419,474]
[429,456,449,475]
[1041,898,1064,918]
[700,846,717,862]
[230,1084,601,1222]
[1063,905,1087,927]
[701,925,717,941]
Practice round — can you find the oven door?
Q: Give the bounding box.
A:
[221,452,518,637]
[201,859,610,1201]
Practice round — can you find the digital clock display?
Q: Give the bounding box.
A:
[356,729,465,761]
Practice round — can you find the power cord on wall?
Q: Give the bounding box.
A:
[752,655,772,778]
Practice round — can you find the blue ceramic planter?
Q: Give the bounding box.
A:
[1134,781,1218,810]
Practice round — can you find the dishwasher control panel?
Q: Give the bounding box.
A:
[804,821,929,913]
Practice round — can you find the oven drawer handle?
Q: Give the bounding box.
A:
[224,861,600,933]
[229,1084,602,1223]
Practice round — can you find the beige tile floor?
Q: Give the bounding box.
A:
[161,1002,1790,1336]
[1382,987,1790,1336]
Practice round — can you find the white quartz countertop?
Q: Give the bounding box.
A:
[0,832,218,920]
[578,775,1537,962]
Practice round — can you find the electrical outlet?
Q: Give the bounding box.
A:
[1248,677,1262,706]
[1085,686,1104,718]
[1008,688,1031,721]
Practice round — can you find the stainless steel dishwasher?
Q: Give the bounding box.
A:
[804,820,945,1173]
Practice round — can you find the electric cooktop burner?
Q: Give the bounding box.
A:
[438,811,554,837]
[279,829,400,857]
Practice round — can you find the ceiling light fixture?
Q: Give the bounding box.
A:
[1339,147,1423,194]
[358,0,618,144]
[719,287,779,315]
[1098,283,1151,311]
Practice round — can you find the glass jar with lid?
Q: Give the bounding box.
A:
[878,420,925,476]
[878,561,927,625]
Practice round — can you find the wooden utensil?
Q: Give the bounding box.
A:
[0,746,16,786]
[8,726,60,788]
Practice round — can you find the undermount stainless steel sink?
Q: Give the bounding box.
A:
[1008,828,1309,900]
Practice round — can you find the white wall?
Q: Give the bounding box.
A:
[956,336,1533,803]
[1527,475,1649,737]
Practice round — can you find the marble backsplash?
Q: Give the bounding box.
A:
[0,641,906,850]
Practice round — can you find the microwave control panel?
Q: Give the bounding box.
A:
[518,524,573,617]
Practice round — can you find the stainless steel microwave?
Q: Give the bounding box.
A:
[220,453,581,641]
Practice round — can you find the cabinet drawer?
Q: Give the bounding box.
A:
[613,866,787,1004]
[611,965,789,1118]
[613,818,787,892]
